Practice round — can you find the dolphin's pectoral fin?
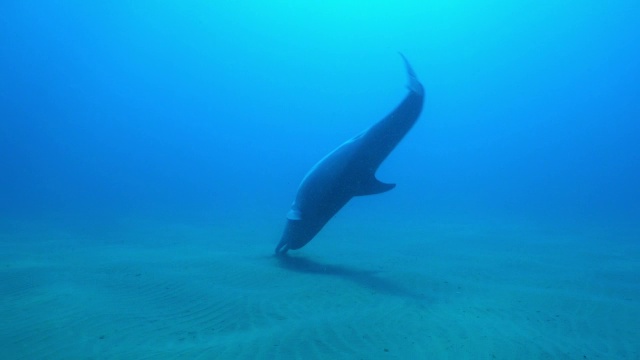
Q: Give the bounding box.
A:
[354,177,396,196]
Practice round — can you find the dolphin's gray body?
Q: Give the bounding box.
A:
[275,55,424,254]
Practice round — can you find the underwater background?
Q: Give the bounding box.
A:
[1,1,639,359]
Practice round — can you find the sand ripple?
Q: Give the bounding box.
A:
[1,225,639,359]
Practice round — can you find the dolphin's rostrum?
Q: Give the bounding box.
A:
[275,54,425,254]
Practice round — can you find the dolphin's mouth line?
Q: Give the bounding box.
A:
[275,241,289,254]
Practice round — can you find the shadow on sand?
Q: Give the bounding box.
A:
[274,253,428,301]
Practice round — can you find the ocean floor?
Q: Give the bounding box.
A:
[0,218,638,359]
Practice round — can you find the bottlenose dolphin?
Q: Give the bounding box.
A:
[275,54,424,254]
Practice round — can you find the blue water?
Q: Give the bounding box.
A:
[2,1,639,232]
[2,1,639,231]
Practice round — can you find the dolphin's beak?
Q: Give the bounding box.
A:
[275,219,296,254]
[275,236,289,254]
[275,219,320,254]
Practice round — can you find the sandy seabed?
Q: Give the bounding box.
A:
[0,219,638,359]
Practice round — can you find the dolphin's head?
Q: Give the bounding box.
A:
[274,218,323,254]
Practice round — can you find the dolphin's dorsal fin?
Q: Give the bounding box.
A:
[354,177,396,196]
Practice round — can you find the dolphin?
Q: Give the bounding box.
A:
[275,54,424,254]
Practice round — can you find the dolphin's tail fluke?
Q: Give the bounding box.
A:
[399,53,424,96]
